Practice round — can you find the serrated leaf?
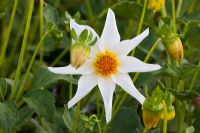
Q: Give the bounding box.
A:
[0,101,19,133]
[32,67,77,90]
[23,89,56,122]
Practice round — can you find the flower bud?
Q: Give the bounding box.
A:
[70,44,90,69]
[148,0,165,11]
[142,102,163,129]
[163,36,184,61]
[193,97,200,106]
[160,105,175,121]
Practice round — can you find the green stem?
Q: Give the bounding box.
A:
[89,115,102,133]
[69,75,73,99]
[104,39,161,132]
[172,0,176,33]
[0,0,18,60]
[133,39,161,81]
[176,0,183,18]
[85,0,93,21]
[0,87,4,101]
[96,90,100,116]
[39,0,44,62]
[162,101,168,133]
[161,1,167,17]
[10,0,35,101]
[15,32,49,102]
[131,0,148,56]
[8,8,28,62]
[143,128,147,133]
[50,47,69,66]
[72,102,81,133]
[189,61,200,90]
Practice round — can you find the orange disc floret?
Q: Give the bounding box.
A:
[94,51,119,77]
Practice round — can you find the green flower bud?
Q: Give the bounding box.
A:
[163,36,183,61]
[142,102,163,129]
[70,44,90,69]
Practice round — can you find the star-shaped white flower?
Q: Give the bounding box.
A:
[48,9,161,123]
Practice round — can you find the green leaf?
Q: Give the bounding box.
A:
[23,89,56,122]
[108,108,143,133]
[0,78,7,101]
[155,64,200,80]
[43,3,59,27]
[181,9,200,24]
[113,1,154,27]
[70,28,79,42]
[0,101,19,133]
[159,81,200,101]
[32,67,77,90]
[185,126,195,133]
[63,106,73,131]
[79,29,88,43]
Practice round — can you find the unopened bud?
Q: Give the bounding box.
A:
[148,0,165,11]
[160,105,175,121]
[70,44,90,69]
[163,36,184,61]
[142,101,163,129]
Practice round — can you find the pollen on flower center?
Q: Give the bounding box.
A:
[94,51,119,76]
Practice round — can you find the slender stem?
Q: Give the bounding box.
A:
[0,0,18,60]
[85,0,93,21]
[131,0,148,56]
[89,115,102,133]
[15,32,49,102]
[50,47,69,66]
[189,61,200,90]
[176,0,183,18]
[104,39,161,132]
[72,102,81,133]
[69,75,73,99]
[172,0,176,33]
[143,128,147,133]
[8,8,28,61]
[10,0,35,101]
[161,0,167,17]
[39,0,44,62]
[133,39,161,81]
[96,90,100,116]
[0,87,4,101]
[162,101,168,133]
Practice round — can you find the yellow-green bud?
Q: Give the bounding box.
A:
[142,104,163,129]
[148,0,165,11]
[70,44,90,69]
[163,36,184,61]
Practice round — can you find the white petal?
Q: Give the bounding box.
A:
[48,60,94,75]
[111,73,145,104]
[88,42,100,59]
[98,77,115,123]
[70,19,99,42]
[114,28,149,56]
[118,56,161,73]
[98,8,120,51]
[68,74,98,108]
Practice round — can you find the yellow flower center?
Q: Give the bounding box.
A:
[94,51,119,77]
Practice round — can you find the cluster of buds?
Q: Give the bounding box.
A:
[142,86,175,129]
[70,28,97,69]
[157,21,184,62]
[148,0,165,11]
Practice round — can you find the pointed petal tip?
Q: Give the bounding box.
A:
[67,101,74,109]
[106,114,111,123]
